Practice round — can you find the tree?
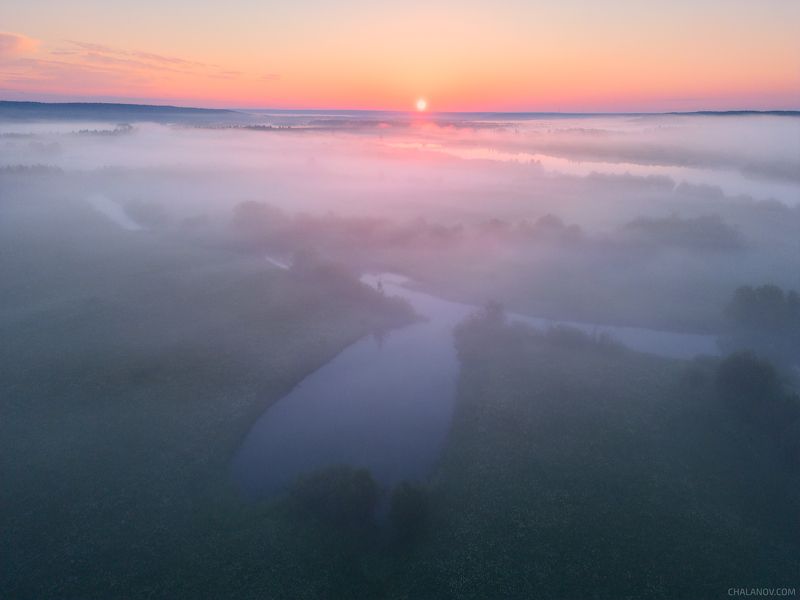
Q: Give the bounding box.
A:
[722,285,800,367]
[716,352,781,409]
[715,352,798,434]
[725,285,795,333]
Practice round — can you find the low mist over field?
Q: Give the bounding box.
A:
[3,102,800,598]
[4,107,799,330]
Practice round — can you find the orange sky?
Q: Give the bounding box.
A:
[1,0,798,111]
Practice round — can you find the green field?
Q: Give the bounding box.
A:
[387,317,800,599]
[151,312,798,600]
[3,175,798,598]
[0,186,414,598]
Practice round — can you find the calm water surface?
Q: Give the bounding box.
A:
[232,272,717,496]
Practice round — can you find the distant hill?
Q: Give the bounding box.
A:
[667,109,800,117]
[2,101,796,125]
[0,100,245,123]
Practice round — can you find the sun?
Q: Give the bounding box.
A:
[415,98,428,112]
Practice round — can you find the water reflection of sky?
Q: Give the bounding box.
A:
[5,114,798,209]
[232,284,467,496]
[233,274,718,497]
[382,140,800,206]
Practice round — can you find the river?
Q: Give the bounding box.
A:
[232,268,719,496]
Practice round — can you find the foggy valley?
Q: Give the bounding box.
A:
[2,102,800,598]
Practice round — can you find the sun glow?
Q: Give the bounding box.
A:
[416,98,428,111]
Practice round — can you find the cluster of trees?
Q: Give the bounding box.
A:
[286,249,416,324]
[716,284,800,467]
[716,352,800,466]
[722,284,800,366]
[73,124,134,137]
[232,201,752,260]
[455,301,623,363]
[726,285,800,333]
[287,466,431,545]
[289,466,380,527]
[229,201,600,279]
[454,298,800,468]
[0,164,63,174]
[622,213,746,252]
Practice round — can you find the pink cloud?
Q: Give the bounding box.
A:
[0,34,281,105]
[0,32,39,57]
[66,40,217,71]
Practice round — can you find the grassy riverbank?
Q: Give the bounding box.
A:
[201,311,799,599]
[389,315,800,599]
[152,310,800,600]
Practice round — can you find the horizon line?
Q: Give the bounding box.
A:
[1,99,799,116]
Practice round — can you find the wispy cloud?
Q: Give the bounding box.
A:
[0,32,39,57]
[0,31,290,106]
[0,34,285,103]
[65,40,217,71]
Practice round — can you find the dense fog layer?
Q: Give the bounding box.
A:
[3,113,799,217]
[3,111,799,332]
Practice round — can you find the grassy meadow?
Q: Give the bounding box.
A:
[0,181,413,598]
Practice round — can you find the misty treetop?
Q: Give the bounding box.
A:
[723,284,800,366]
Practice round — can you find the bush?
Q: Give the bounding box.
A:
[388,482,430,544]
[289,466,380,527]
